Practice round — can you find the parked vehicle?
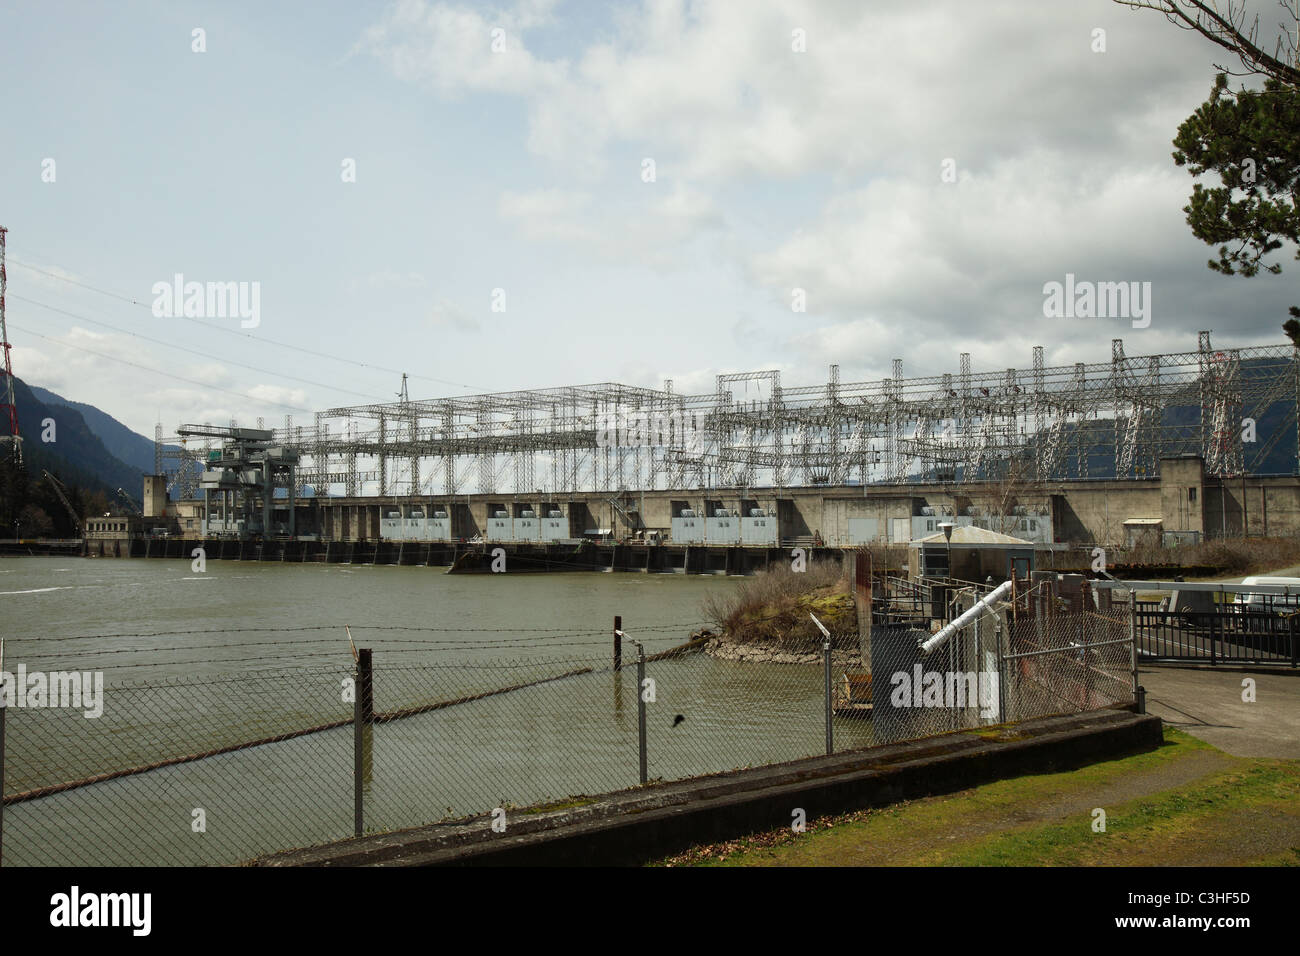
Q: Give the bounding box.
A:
[1232,576,1300,632]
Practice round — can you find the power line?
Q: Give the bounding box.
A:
[6,323,314,413]
[11,294,388,402]
[8,256,483,392]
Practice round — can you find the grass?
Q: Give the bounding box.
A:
[943,760,1299,866]
[653,728,1300,867]
[520,795,598,815]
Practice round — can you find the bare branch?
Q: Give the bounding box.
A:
[1115,0,1300,86]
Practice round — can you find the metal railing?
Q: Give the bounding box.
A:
[1132,604,1299,666]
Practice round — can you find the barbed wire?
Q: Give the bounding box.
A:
[7,620,716,644]
[19,639,699,668]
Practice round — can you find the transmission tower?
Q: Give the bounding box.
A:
[0,225,21,465]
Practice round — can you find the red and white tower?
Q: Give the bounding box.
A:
[0,225,21,465]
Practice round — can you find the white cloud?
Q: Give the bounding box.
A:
[247,384,310,408]
[361,0,1211,181]
[354,0,568,97]
[498,181,725,266]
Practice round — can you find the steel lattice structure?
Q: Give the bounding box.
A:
[159,332,1300,498]
[0,225,22,465]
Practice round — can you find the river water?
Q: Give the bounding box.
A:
[0,557,874,865]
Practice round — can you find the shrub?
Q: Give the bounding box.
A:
[700,560,856,649]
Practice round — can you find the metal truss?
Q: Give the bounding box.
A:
[164,332,1300,498]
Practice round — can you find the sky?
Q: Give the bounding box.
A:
[1,0,1297,440]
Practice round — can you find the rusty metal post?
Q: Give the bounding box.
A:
[358,648,373,725]
[613,616,622,672]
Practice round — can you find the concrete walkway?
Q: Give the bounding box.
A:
[1140,664,1300,759]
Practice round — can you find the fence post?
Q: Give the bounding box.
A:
[1082,602,1093,706]
[636,643,647,785]
[0,636,6,867]
[1209,602,1218,667]
[0,698,6,867]
[359,648,374,725]
[823,641,833,755]
[1129,592,1141,711]
[613,615,622,672]
[995,619,1006,724]
[354,648,372,838]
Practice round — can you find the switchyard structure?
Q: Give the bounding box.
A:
[155,332,1300,502]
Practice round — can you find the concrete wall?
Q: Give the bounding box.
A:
[142,475,168,518]
[1160,456,1205,535]
[212,455,1300,547]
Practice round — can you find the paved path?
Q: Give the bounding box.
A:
[1140,664,1300,759]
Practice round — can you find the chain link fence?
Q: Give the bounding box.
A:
[2,602,1137,866]
[1002,608,1135,722]
[2,665,354,866]
[870,583,1136,744]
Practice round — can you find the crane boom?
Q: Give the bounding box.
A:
[115,487,143,517]
[41,470,82,536]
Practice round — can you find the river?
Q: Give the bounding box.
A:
[0,557,873,865]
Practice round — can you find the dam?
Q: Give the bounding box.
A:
[74,331,1300,565]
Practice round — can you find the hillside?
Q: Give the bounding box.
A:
[30,384,158,475]
[10,377,144,502]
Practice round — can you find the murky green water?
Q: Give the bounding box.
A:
[0,557,873,866]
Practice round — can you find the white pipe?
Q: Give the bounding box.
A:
[919,580,1013,657]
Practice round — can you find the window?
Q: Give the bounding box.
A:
[1030,519,1038,531]
[926,520,935,531]
[1189,487,1197,503]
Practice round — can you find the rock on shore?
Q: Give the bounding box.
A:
[702,635,862,668]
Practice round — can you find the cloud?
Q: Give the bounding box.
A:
[498,189,598,241]
[354,0,568,97]
[247,384,310,408]
[430,298,480,331]
[352,270,428,291]
[360,1,1212,181]
[497,181,725,265]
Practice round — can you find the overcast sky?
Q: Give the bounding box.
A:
[2,0,1296,439]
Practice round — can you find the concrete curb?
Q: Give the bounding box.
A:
[255,708,1163,867]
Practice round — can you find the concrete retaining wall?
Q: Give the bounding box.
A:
[257,708,1162,867]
